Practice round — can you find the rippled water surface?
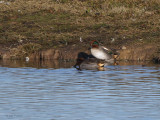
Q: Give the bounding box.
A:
[0,60,160,120]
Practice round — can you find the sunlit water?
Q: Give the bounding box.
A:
[0,60,160,120]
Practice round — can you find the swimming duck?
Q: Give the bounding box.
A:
[74,53,105,71]
[75,58,105,71]
[90,40,118,63]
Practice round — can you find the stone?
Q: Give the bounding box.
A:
[122,46,127,50]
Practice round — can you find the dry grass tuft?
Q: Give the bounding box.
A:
[10,43,42,59]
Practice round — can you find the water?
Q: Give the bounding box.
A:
[0,60,160,120]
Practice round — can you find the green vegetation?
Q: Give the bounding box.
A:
[0,0,159,55]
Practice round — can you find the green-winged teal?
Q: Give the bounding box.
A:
[90,40,118,62]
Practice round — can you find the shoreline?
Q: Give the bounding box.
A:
[0,44,159,64]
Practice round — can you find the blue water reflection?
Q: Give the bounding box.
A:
[0,60,160,120]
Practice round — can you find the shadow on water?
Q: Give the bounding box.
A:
[0,59,159,69]
[0,59,75,69]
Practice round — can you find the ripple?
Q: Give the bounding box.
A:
[0,61,160,120]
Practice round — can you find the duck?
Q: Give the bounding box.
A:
[90,40,119,63]
[75,58,105,71]
[74,52,105,71]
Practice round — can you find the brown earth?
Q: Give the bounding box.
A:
[1,43,160,64]
[0,0,160,63]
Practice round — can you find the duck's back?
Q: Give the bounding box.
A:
[91,47,112,60]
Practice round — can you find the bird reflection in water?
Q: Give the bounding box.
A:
[74,52,117,71]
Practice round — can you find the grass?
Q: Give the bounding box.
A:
[0,0,160,55]
[9,43,42,59]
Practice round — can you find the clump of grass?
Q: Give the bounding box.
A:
[10,43,42,59]
[21,43,42,53]
[91,23,110,30]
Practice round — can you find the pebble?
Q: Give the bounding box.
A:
[122,46,127,50]
[25,57,29,62]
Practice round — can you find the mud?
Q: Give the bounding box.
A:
[1,44,160,64]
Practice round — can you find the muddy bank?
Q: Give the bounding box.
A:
[0,0,159,64]
[118,44,160,62]
[1,44,160,63]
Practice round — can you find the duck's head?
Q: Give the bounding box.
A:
[90,40,99,48]
[74,57,85,69]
